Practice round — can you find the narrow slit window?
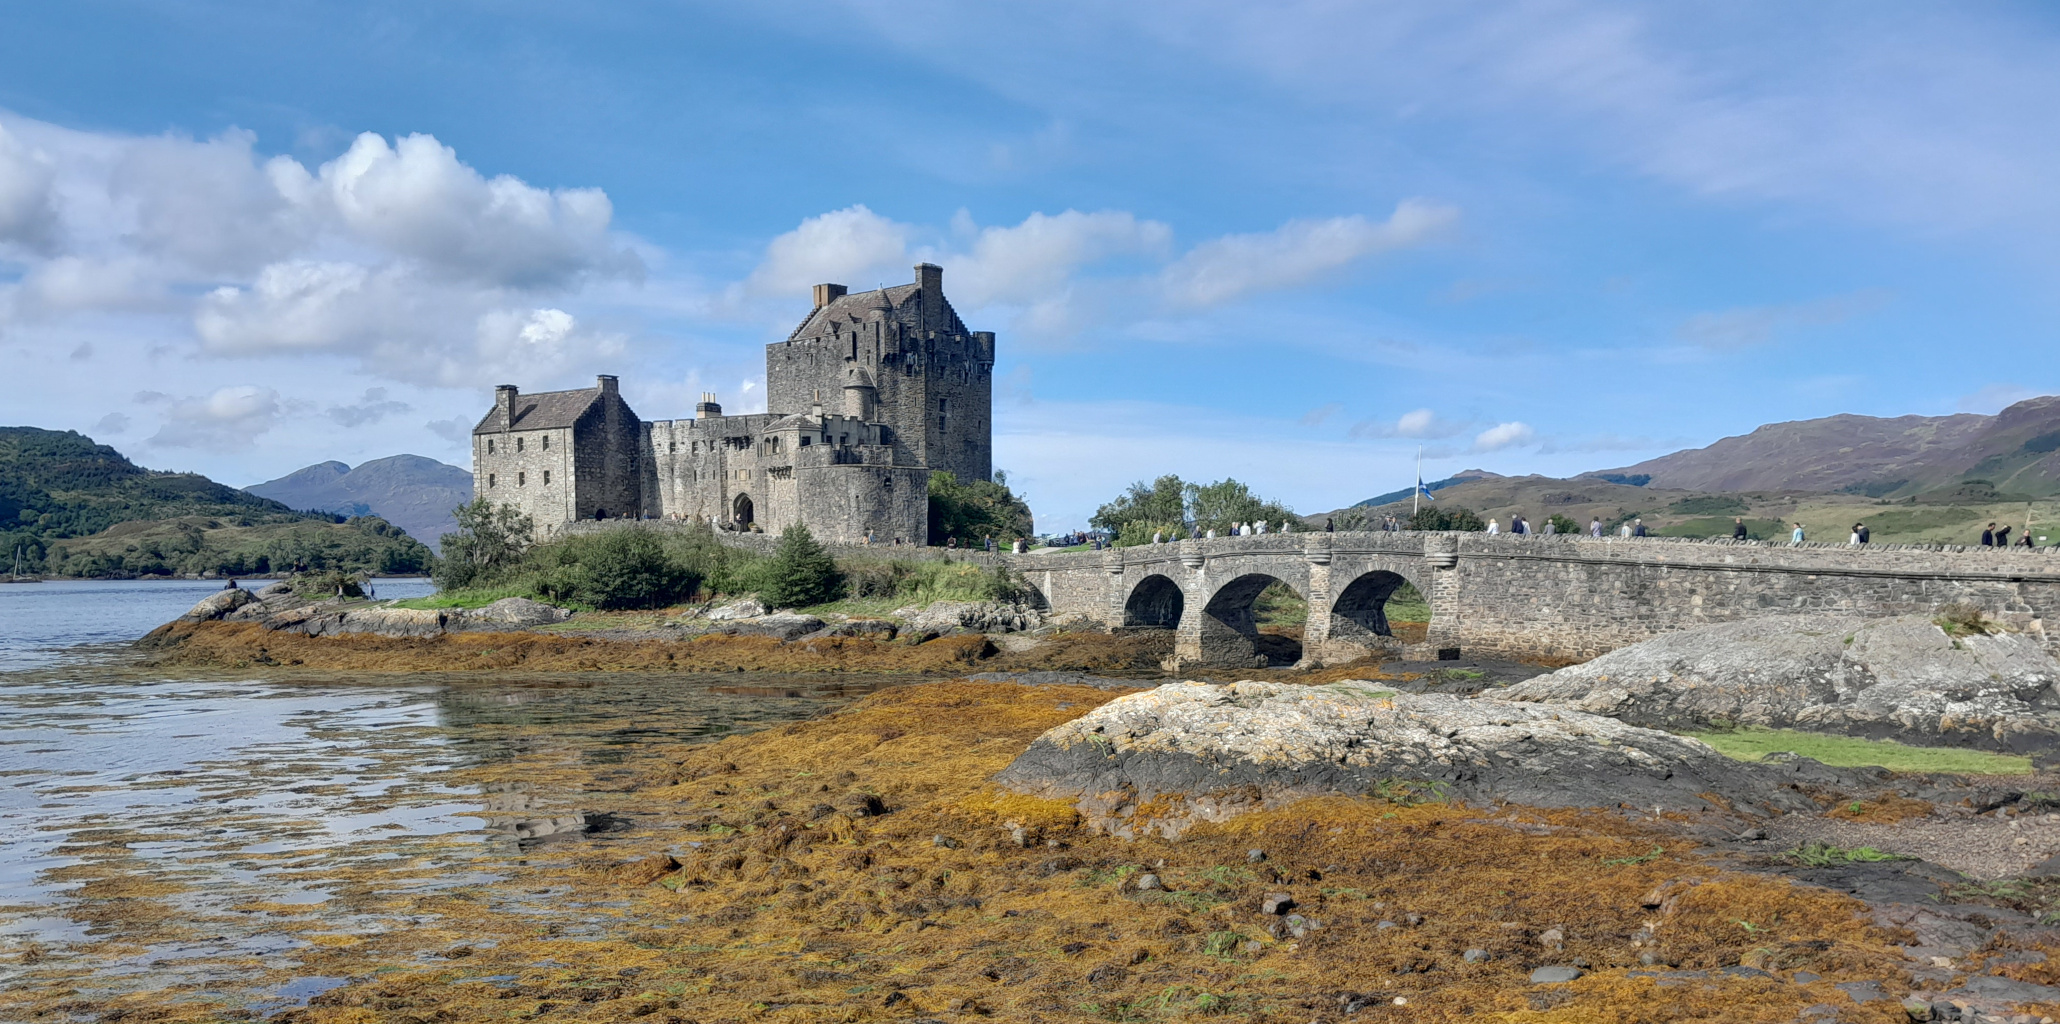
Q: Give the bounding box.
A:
[487,440,495,454]
[516,437,524,452]
[543,470,551,485]
[488,473,496,487]
[518,471,526,486]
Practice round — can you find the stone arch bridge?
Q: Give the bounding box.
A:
[1007,532,2060,669]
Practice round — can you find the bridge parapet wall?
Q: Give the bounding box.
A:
[1007,531,2060,667]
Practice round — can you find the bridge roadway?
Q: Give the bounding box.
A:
[1004,531,2060,669]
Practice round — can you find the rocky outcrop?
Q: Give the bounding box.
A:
[715,612,826,640]
[1491,615,2060,753]
[157,588,572,641]
[997,681,1833,838]
[894,601,1043,637]
[180,587,257,621]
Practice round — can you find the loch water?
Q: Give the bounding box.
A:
[0,579,888,1010]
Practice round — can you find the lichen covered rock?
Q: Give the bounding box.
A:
[895,600,1043,636]
[179,587,257,621]
[1490,614,2060,753]
[996,680,1826,837]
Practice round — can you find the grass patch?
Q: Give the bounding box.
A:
[388,585,575,611]
[1779,843,1909,867]
[1685,726,2032,775]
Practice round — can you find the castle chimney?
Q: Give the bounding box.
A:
[915,263,941,292]
[813,283,848,308]
[695,392,722,418]
[915,263,942,325]
[596,374,619,394]
[494,384,517,429]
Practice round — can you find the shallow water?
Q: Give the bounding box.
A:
[0,580,900,1011]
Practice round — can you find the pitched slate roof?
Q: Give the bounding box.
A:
[785,283,922,341]
[472,386,601,434]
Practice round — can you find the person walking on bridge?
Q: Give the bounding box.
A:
[1732,517,1748,540]
[1486,518,1500,535]
[1590,517,1604,537]
[1791,522,1806,544]
[1982,523,1996,546]
[1995,524,2011,547]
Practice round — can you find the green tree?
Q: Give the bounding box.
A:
[757,524,842,609]
[571,528,693,609]
[435,498,534,589]
[1091,475,1189,540]
[1184,478,1297,537]
[928,470,1035,546]
[1409,505,1487,531]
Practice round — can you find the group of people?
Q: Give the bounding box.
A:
[1148,520,1294,543]
[1982,522,2036,548]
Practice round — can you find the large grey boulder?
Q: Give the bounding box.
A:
[1490,615,2060,753]
[896,600,1043,636]
[718,612,826,640]
[996,681,1824,838]
[179,588,257,621]
[451,597,572,629]
[705,599,766,621]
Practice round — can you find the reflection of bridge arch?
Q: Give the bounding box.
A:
[1123,574,1183,628]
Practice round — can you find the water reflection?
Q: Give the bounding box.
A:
[0,665,905,1004]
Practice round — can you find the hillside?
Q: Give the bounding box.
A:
[1591,395,2060,497]
[247,455,473,550]
[0,427,431,578]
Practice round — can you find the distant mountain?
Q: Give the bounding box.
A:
[1353,469,1501,508]
[248,455,473,550]
[1589,396,2060,498]
[0,426,429,577]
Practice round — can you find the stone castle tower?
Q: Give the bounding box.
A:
[472,264,994,544]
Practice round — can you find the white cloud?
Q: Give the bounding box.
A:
[1676,290,1888,349]
[1958,384,2041,415]
[1472,421,1535,451]
[1348,407,1468,440]
[310,132,635,288]
[92,412,130,435]
[326,387,412,427]
[1157,200,1458,309]
[743,205,911,297]
[148,385,283,451]
[739,200,1451,341]
[0,123,58,253]
[426,416,474,447]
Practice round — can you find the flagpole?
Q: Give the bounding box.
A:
[1413,446,1422,517]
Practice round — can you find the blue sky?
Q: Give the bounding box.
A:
[2,2,2057,529]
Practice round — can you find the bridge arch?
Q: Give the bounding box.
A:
[1196,572,1308,667]
[1123,574,1184,628]
[1324,569,1429,661]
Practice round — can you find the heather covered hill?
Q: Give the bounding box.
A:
[1592,395,2060,498]
[0,426,431,577]
[248,454,473,550]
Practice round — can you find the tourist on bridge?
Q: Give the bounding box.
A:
[1791,523,1806,544]
[1590,518,1604,537]
[1632,519,1647,538]
[1857,523,1871,544]
[1486,518,1500,535]
[2022,531,2037,548]
[1983,523,1997,546]
[1324,518,1334,532]
[1994,524,2010,547]
[1733,517,1747,540]
[1541,519,1557,535]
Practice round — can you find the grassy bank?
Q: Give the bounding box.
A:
[1687,726,2033,775]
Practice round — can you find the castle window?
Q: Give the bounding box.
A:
[800,436,810,447]
[518,471,526,486]
[542,435,550,450]
[669,441,677,453]
[939,397,948,431]
[487,440,495,454]
[488,473,496,488]
[543,470,551,485]
[516,437,524,452]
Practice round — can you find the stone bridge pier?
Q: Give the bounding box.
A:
[1011,531,2060,669]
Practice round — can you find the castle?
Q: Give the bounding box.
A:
[471,264,993,544]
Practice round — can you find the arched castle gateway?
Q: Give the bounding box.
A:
[471,264,994,543]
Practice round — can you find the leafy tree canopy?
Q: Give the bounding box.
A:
[1091,474,1296,545]
[757,523,842,609]
[434,498,535,589]
[928,470,1035,546]
[1408,505,1487,532]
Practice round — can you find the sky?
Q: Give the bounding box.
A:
[2,2,2057,530]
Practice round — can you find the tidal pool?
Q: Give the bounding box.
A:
[0,581,901,1016]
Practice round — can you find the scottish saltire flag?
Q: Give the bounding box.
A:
[1417,477,1435,501]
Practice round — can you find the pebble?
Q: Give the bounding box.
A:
[1538,927,1565,949]
[1531,966,1583,985]
[1135,873,1163,892]
[1283,914,1320,939]
[1261,892,1295,915]
[1463,949,1491,963]
[931,834,959,848]
[1375,920,1398,931]
[1247,848,1267,863]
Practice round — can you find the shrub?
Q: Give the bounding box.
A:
[575,528,695,609]
[1408,505,1486,531]
[757,524,842,609]
[1936,601,1995,637]
[292,569,364,599]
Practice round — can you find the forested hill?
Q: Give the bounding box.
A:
[0,427,431,578]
